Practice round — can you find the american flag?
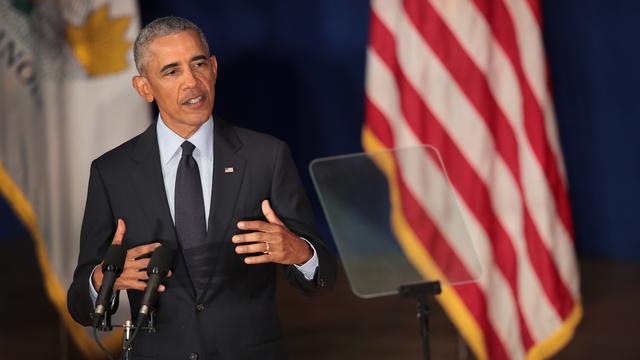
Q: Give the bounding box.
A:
[362,0,581,359]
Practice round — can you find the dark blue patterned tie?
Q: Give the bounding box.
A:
[175,141,206,249]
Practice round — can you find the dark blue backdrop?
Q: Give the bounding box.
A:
[542,0,640,260]
[2,0,639,260]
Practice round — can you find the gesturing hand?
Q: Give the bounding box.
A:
[92,219,169,292]
[233,200,313,265]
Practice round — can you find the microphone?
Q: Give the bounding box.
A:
[93,245,126,328]
[136,245,172,328]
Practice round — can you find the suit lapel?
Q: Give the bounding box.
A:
[195,120,246,303]
[130,123,177,245]
[209,119,246,244]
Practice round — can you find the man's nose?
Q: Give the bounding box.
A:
[182,68,198,88]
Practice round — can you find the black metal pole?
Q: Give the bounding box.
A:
[398,281,441,360]
[416,294,431,360]
[122,320,133,360]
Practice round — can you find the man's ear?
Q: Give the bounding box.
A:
[132,75,154,103]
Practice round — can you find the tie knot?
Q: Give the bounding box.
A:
[181,141,196,156]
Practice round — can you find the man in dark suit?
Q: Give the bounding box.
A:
[67,16,336,359]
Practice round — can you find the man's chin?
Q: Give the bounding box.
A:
[183,103,213,117]
[181,109,213,124]
[187,118,213,131]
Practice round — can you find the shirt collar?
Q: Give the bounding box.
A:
[156,114,214,165]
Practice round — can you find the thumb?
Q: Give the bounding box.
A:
[112,218,126,245]
[262,200,283,225]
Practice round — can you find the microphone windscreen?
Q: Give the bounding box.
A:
[147,245,173,275]
[103,245,126,269]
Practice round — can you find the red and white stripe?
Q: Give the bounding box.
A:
[363,1,581,359]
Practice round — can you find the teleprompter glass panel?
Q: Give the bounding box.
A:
[310,145,481,298]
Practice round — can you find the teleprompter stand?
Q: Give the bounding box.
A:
[399,281,442,360]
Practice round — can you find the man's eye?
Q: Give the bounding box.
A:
[164,70,177,76]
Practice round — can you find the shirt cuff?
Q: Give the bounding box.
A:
[294,238,319,281]
[89,265,100,306]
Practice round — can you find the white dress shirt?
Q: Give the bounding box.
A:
[157,115,214,227]
[90,116,318,301]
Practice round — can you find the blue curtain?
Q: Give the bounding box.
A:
[543,0,640,260]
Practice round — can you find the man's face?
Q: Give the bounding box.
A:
[134,30,217,137]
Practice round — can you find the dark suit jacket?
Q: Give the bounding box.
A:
[67,119,336,360]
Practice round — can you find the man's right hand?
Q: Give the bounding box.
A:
[91,219,167,292]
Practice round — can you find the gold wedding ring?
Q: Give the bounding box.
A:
[263,242,270,254]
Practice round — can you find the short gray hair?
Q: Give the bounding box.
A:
[133,16,210,74]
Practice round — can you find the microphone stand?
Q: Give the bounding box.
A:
[91,311,113,332]
[121,310,157,360]
[91,309,158,360]
[122,320,134,360]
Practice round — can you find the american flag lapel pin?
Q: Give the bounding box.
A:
[224,167,235,174]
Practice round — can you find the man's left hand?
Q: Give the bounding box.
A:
[233,200,313,265]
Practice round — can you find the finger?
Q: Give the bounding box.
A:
[120,268,149,282]
[128,242,162,259]
[158,284,166,292]
[135,271,150,281]
[237,220,278,233]
[262,200,283,225]
[232,231,273,244]
[235,242,270,254]
[125,258,151,271]
[115,279,147,291]
[244,254,272,265]
[131,280,148,291]
[112,219,126,245]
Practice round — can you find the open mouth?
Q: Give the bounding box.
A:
[181,95,206,106]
